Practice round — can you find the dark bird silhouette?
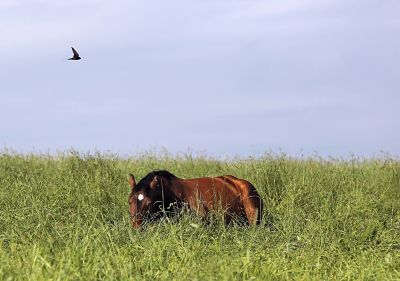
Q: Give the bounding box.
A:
[68,47,81,60]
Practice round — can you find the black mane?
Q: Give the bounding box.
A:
[137,170,178,187]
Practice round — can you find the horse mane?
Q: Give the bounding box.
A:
[137,170,178,186]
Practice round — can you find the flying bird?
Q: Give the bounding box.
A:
[68,47,81,60]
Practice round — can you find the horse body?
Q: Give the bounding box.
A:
[128,170,263,228]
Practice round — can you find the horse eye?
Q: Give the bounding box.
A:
[137,194,144,201]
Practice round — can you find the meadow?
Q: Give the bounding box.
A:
[0,150,399,280]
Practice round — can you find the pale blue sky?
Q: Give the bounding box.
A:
[1,0,399,157]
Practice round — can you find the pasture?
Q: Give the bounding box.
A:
[0,151,399,280]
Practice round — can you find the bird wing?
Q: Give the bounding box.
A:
[71,47,80,58]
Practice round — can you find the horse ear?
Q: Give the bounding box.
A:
[129,173,136,189]
[150,175,159,189]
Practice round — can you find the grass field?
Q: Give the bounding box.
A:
[0,151,399,280]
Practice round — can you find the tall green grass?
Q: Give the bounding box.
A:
[0,151,399,280]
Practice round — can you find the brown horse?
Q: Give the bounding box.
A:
[128,170,263,228]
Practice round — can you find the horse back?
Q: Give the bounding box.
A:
[178,175,263,224]
[219,175,260,198]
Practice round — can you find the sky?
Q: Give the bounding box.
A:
[0,0,399,158]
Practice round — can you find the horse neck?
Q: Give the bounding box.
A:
[156,177,177,200]
[161,178,184,199]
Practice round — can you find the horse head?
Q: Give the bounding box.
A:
[128,171,178,228]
